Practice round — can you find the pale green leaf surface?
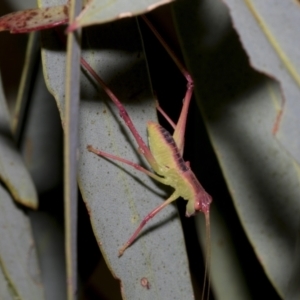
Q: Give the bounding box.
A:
[220,0,300,165]
[173,0,300,298]
[0,72,38,208]
[0,185,44,300]
[70,0,174,29]
[0,264,14,300]
[41,16,194,300]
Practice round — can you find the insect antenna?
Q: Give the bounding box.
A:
[202,211,211,300]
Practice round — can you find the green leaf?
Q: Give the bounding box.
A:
[0,264,14,300]
[0,71,38,208]
[173,0,300,298]
[221,0,300,166]
[69,0,174,29]
[0,5,68,33]
[41,11,194,300]
[0,185,44,299]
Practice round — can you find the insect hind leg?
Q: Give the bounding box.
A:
[81,57,161,173]
[141,15,194,155]
[118,191,179,256]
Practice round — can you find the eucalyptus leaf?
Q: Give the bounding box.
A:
[0,185,44,300]
[220,0,300,166]
[41,10,194,300]
[70,0,174,29]
[0,72,38,208]
[173,0,300,298]
[0,264,14,300]
[0,4,68,33]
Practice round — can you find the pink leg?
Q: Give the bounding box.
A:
[172,81,193,155]
[81,58,161,173]
[155,99,176,130]
[141,15,194,155]
[118,191,179,256]
[141,15,191,83]
[87,145,165,184]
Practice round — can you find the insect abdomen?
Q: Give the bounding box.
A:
[147,122,188,172]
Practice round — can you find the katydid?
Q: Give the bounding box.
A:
[84,59,212,252]
[82,15,212,297]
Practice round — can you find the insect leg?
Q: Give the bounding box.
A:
[118,191,179,256]
[81,58,161,173]
[87,145,165,184]
[141,15,190,82]
[141,15,194,155]
[172,79,193,155]
[155,99,176,130]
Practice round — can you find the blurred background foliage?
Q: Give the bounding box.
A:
[0,0,299,299]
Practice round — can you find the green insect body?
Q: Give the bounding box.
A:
[147,121,212,217]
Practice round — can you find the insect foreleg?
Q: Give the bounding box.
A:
[87,145,165,184]
[118,191,179,256]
